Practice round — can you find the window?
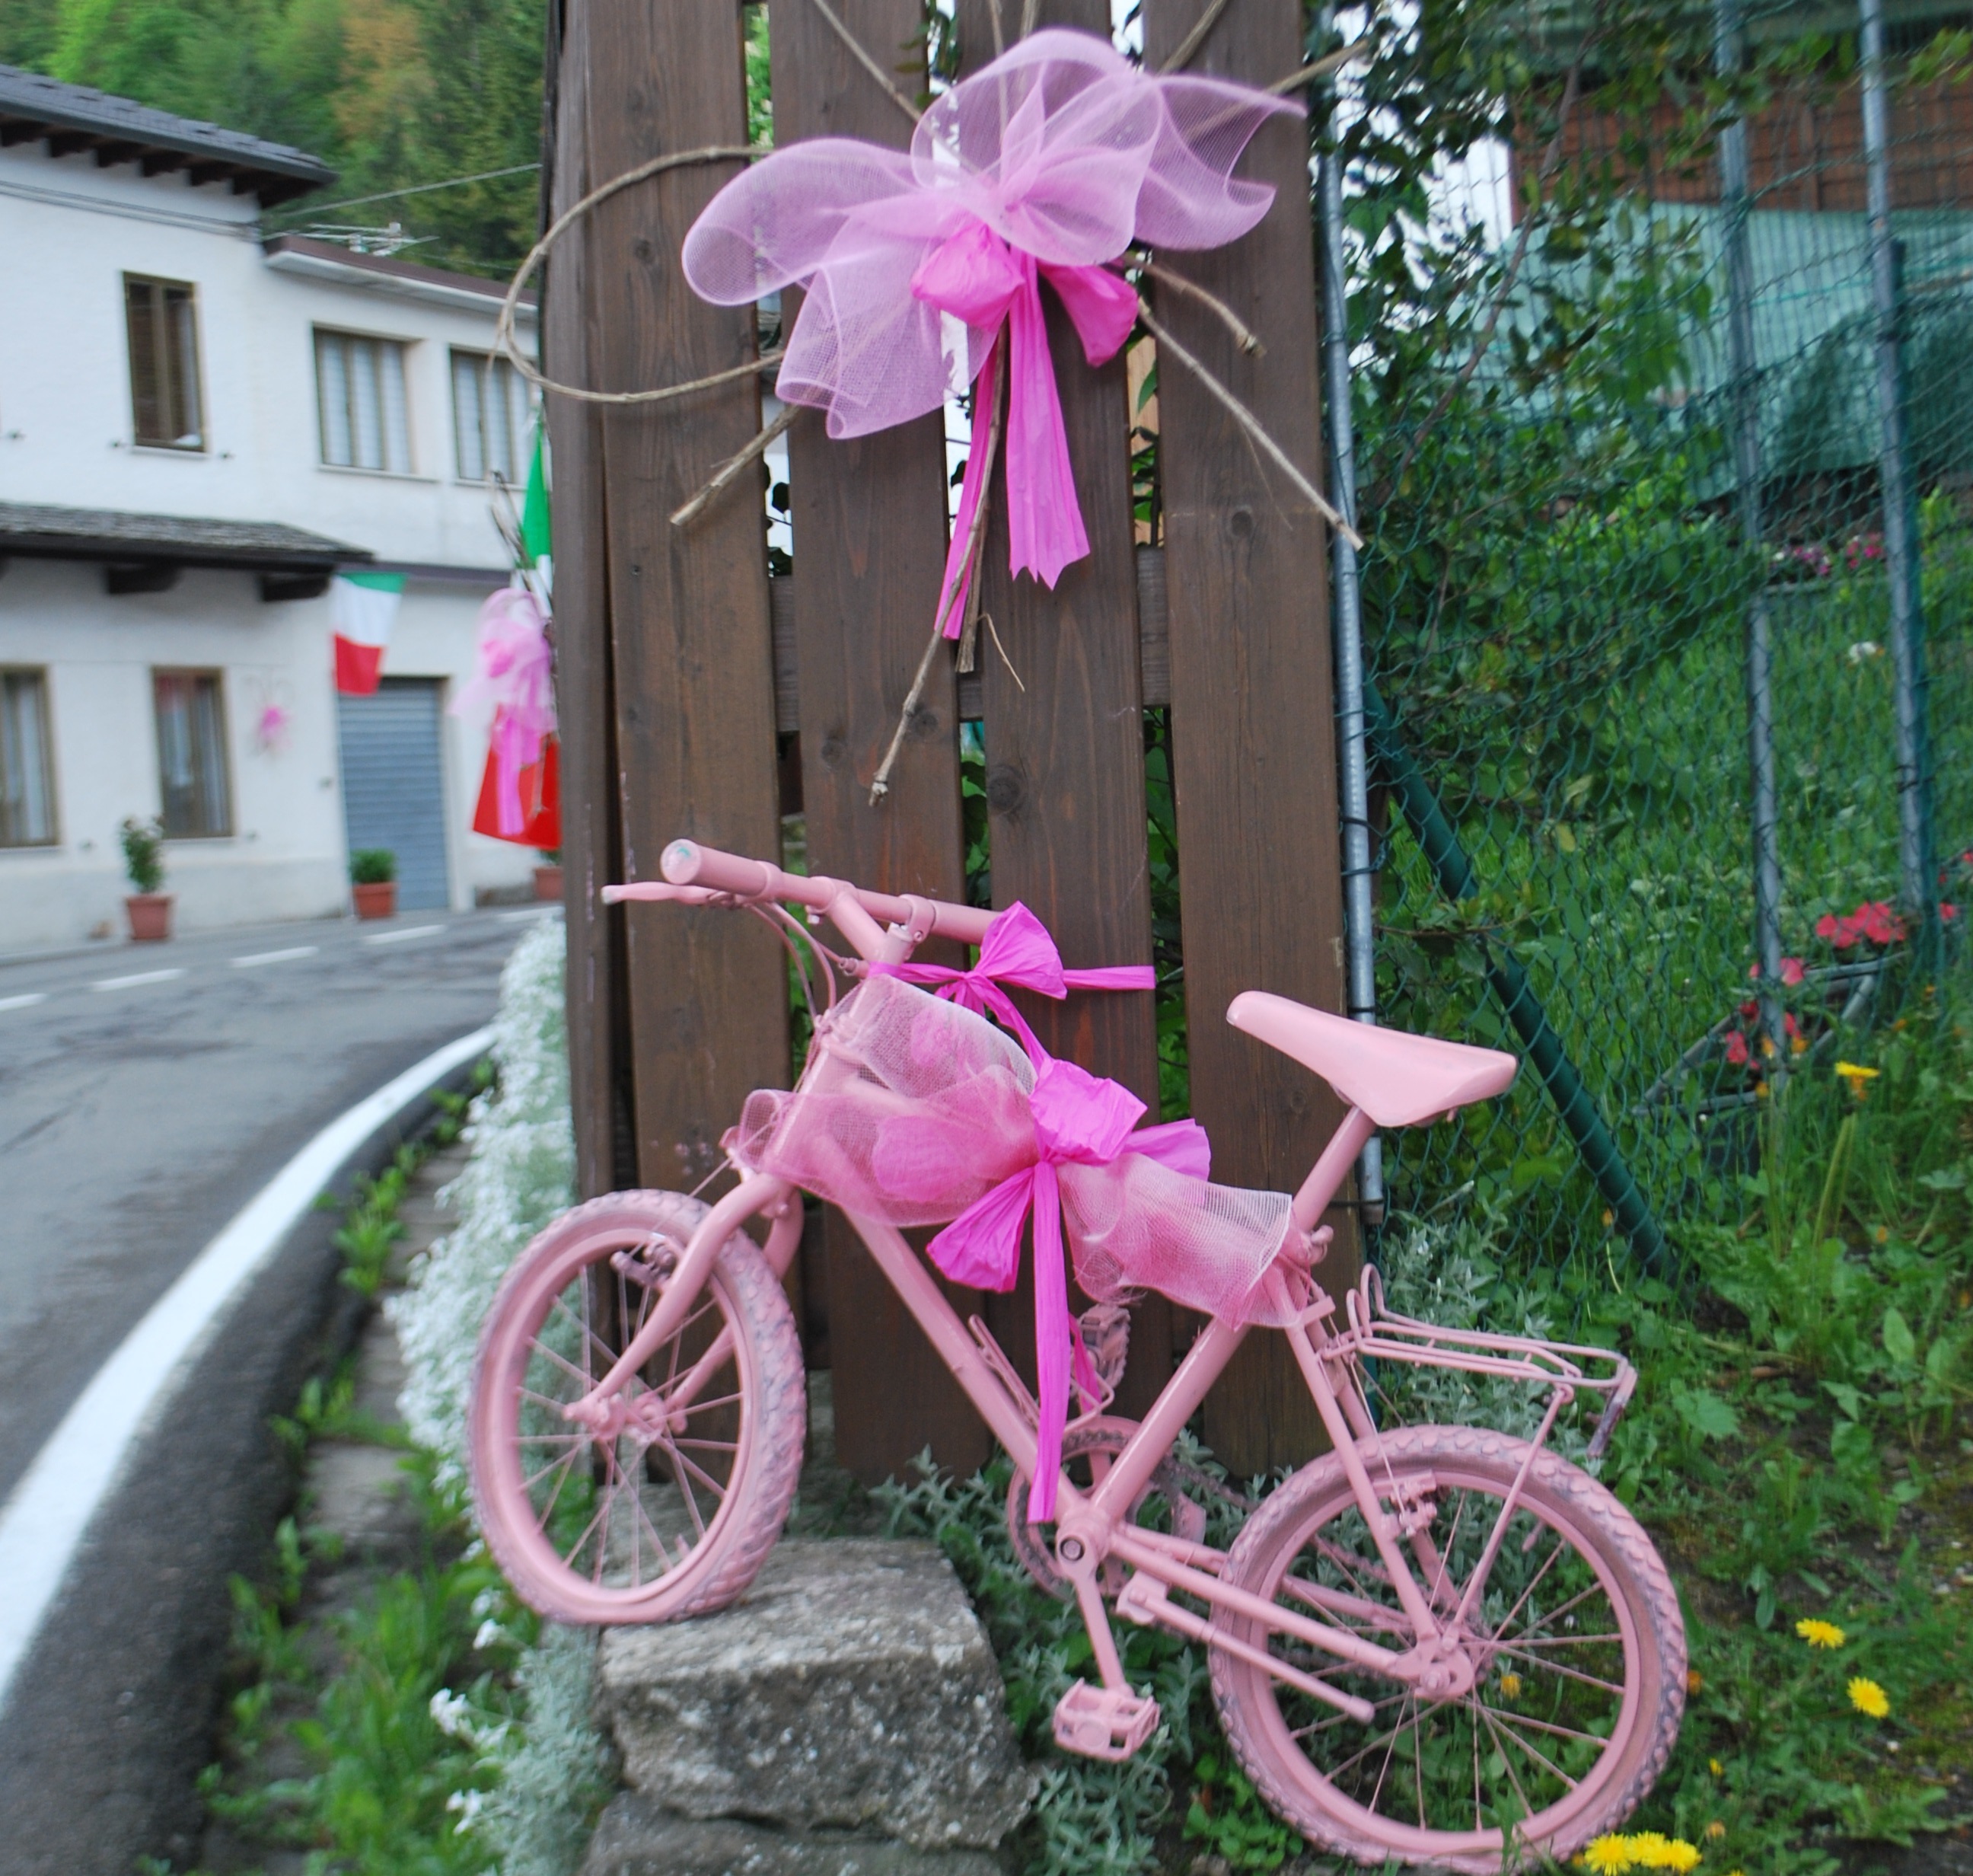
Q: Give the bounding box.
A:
[1,669,57,847]
[452,349,534,483]
[124,276,204,450]
[315,330,413,474]
[153,670,231,838]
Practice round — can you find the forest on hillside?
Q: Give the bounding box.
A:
[0,0,544,277]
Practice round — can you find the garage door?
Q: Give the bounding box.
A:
[336,679,451,911]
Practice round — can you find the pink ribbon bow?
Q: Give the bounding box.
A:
[929,1058,1208,1522]
[870,901,1153,1059]
[683,30,1296,611]
[451,585,556,837]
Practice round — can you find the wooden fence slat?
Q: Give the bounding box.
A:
[1144,0,1355,1474]
[582,0,788,1188]
[771,0,990,1482]
[546,0,624,1198]
[957,0,1175,1421]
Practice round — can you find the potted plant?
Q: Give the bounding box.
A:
[534,847,563,902]
[120,817,172,941]
[350,848,398,920]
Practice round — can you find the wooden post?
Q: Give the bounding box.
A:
[1145,0,1356,1475]
[580,0,789,1186]
[771,0,990,1481]
[958,0,1175,1421]
[544,0,626,1198]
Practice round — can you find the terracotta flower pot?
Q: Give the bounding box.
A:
[534,864,564,902]
[125,893,174,942]
[352,880,397,920]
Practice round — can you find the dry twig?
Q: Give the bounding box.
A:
[806,0,923,123]
[1159,0,1234,73]
[1136,302,1363,548]
[671,401,800,528]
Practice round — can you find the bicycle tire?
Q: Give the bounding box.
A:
[470,1189,806,1626]
[1211,1425,1685,1872]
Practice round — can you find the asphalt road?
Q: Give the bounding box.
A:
[0,905,547,1871]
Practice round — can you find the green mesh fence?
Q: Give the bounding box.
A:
[1330,0,1973,1265]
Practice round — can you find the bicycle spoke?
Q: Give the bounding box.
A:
[1504,1630,1623,1650]
[1476,1702,1580,1792]
[1492,1643,1626,1697]
[1287,1690,1406,1744]
[631,1480,678,1578]
[525,1335,595,1389]
[1488,1533,1570,1639]
[1475,1701,1540,1827]
[531,1447,582,1530]
[1472,1706,1613,1749]
[1368,1695,1410,1816]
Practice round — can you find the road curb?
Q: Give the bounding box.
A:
[0,1027,494,1716]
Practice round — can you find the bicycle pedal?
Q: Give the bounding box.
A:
[1052,1680,1160,1761]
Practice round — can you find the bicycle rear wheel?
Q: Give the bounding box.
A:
[1211,1425,1684,1872]
[470,1190,805,1626]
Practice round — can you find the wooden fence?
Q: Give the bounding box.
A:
[543,0,1356,1481]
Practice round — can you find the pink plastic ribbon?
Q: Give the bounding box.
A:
[870,900,1155,1059]
[452,585,556,837]
[683,30,1296,606]
[929,1058,1208,1522]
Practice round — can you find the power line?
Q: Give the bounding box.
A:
[274,161,541,219]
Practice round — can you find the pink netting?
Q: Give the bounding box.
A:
[735,975,1037,1227]
[735,975,1297,1328]
[1058,1154,1299,1329]
[681,29,1299,442]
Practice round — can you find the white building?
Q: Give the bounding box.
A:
[0,65,547,953]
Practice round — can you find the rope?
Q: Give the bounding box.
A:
[493,144,769,405]
[806,0,923,123]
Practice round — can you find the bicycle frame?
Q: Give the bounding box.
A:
[581,850,1639,1737]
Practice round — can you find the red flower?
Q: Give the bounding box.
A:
[1780,956,1806,985]
[1739,999,1760,1019]
[1943,903,1960,923]
[1817,911,1858,947]
[1784,1011,1801,1038]
[1725,1031,1750,1066]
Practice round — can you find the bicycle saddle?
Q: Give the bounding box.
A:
[1226,992,1516,1128]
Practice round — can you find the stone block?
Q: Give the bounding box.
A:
[595,1539,1034,1850]
[579,1797,1006,1876]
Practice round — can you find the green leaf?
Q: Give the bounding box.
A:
[1671,1385,1740,1440]
[1882,1306,1917,1366]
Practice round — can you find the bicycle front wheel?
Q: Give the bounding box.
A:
[470,1190,806,1626]
[1211,1425,1685,1873]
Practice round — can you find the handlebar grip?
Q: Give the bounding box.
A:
[661,839,776,898]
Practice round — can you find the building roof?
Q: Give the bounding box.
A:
[0,502,368,572]
[0,65,333,207]
[263,235,537,320]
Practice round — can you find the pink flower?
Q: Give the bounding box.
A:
[1784,1011,1801,1038]
[1725,1031,1750,1066]
[1857,901,1906,946]
[1817,912,1857,947]
[1780,956,1806,985]
[1942,903,1960,923]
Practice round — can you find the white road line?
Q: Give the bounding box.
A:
[91,968,186,991]
[361,924,445,946]
[0,993,48,1013]
[0,1024,493,1714]
[231,946,320,968]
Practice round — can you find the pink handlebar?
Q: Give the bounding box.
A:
[603,838,996,946]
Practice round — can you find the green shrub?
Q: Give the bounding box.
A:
[119,816,165,894]
[350,847,397,885]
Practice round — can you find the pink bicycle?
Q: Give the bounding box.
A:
[469,840,1685,1872]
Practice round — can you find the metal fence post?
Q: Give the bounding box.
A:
[1317,34,1384,1220]
[1716,0,1789,1080]
[1862,0,1939,944]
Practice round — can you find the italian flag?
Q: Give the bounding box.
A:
[330,570,406,694]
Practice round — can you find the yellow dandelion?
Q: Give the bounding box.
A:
[1834,1061,1880,1100]
[1583,1836,1634,1874]
[1626,1834,1675,1867]
[1848,1676,1891,1718]
[1688,1670,1704,1695]
[1795,1618,1847,1649]
[1705,1821,1727,1841]
[1662,1844,1703,1874]
[1500,1671,1523,1699]
[1708,1758,1723,1776]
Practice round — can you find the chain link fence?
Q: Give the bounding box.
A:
[1324,0,1973,1265]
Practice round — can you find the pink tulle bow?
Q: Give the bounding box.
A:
[452,585,556,837]
[682,29,1297,608]
[929,1056,1210,1522]
[869,900,1155,1058]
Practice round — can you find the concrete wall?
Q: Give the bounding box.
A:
[0,561,540,952]
[0,139,547,951]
